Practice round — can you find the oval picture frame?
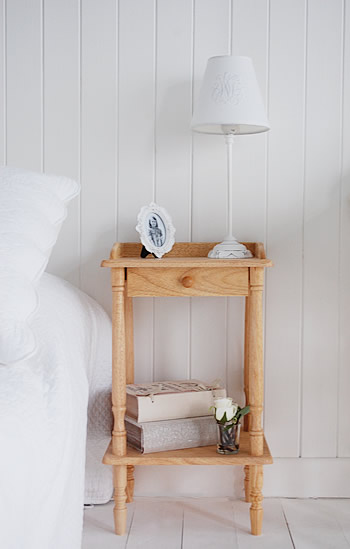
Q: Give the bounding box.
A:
[136,202,176,259]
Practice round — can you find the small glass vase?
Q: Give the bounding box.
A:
[216,422,241,455]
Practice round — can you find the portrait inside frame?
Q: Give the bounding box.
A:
[136,202,176,259]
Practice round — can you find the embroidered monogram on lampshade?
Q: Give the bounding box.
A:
[191,55,270,135]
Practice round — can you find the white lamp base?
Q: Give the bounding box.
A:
[208,237,253,259]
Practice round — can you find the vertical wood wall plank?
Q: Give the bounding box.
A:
[155,0,192,238]
[154,298,190,381]
[231,0,268,243]
[264,0,306,457]
[191,0,231,387]
[118,0,156,382]
[338,0,350,457]
[80,0,116,313]
[118,0,156,238]
[302,0,343,457]
[0,0,4,163]
[154,0,193,381]
[6,0,42,170]
[44,0,80,286]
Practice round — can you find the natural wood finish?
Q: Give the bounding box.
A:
[124,286,135,503]
[111,268,127,456]
[126,465,135,504]
[181,275,194,288]
[113,465,128,535]
[103,256,272,268]
[103,432,272,466]
[253,242,266,260]
[127,267,249,297]
[248,268,265,457]
[111,269,128,535]
[244,465,251,503]
[109,241,265,259]
[250,465,264,535]
[244,296,250,432]
[124,286,134,386]
[103,243,272,537]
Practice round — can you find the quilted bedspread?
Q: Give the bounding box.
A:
[0,273,113,549]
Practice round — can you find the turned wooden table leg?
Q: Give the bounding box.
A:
[248,267,264,534]
[244,295,250,433]
[243,296,251,503]
[250,465,264,535]
[126,466,135,503]
[125,289,135,503]
[111,268,128,535]
[113,465,128,535]
[244,465,251,503]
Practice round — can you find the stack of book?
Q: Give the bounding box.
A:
[125,380,226,454]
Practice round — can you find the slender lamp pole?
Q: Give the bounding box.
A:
[225,133,234,241]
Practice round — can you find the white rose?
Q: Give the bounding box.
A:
[214,400,238,422]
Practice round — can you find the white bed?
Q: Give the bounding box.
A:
[0,272,113,549]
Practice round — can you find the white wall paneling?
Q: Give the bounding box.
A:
[153,0,193,382]
[231,0,269,243]
[301,0,343,458]
[2,0,350,495]
[6,0,42,170]
[338,0,350,457]
[264,458,350,498]
[0,0,4,164]
[80,0,117,315]
[44,0,80,286]
[264,0,306,457]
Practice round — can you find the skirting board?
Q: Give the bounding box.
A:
[133,458,350,499]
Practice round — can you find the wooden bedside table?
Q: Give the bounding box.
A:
[101,242,273,536]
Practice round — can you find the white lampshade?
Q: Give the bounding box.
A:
[191,55,270,135]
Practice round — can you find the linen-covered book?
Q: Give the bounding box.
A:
[126,379,226,422]
[125,415,218,453]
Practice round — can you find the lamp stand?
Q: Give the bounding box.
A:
[208,134,253,259]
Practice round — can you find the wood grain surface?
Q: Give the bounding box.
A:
[103,432,272,466]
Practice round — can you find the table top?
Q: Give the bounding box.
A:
[101,242,273,269]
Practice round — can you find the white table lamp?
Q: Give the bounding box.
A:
[191,55,270,258]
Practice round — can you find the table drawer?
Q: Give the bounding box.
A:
[127,267,249,297]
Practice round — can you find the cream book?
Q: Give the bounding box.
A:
[126,380,226,423]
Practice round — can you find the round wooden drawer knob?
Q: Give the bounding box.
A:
[181,276,194,288]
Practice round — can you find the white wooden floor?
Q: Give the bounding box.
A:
[82,497,350,549]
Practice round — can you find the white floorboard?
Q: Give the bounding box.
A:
[334,500,350,545]
[82,498,350,549]
[82,502,135,549]
[182,498,238,549]
[126,499,183,549]
[281,499,350,549]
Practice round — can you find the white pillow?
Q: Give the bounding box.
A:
[0,166,80,365]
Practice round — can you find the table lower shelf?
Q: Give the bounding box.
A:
[103,431,273,466]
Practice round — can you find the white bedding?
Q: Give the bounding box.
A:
[0,273,113,549]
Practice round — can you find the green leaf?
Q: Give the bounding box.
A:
[239,405,250,416]
[235,405,250,421]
